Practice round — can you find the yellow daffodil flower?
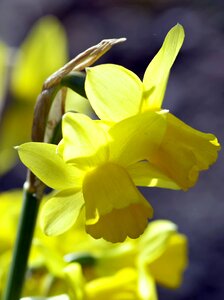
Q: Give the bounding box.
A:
[0,191,187,299]
[85,24,220,190]
[18,109,174,242]
[62,220,187,300]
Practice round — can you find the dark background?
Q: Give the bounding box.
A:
[0,0,224,299]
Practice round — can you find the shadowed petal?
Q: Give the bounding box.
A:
[40,190,84,236]
[86,203,152,243]
[149,113,221,190]
[148,233,188,288]
[83,162,153,242]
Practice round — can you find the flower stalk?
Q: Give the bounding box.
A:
[2,185,41,300]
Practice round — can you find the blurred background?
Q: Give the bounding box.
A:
[0,0,223,299]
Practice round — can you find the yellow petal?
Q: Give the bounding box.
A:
[148,233,188,289]
[58,112,109,166]
[40,190,84,236]
[0,104,33,175]
[11,16,68,102]
[64,263,85,300]
[143,24,184,110]
[83,162,153,242]
[86,203,152,243]
[138,220,177,264]
[127,161,180,190]
[85,64,143,122]
[86,268,139,300]
[65,88,94,116]
[0,190,22,250]
[109,110,167,166]
[138,265,158,300]
[149,113,221,190]
[17,142,83,190]
[83,162,152,219]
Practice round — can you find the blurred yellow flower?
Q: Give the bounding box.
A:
[0,16,68,175]
[0,191,187,299]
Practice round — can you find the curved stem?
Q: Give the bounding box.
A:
[2,186,41,300]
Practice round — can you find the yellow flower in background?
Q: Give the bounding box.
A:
[0,191,188,300]
[0,191,187,300]
[0,16,68,176]
[85,24,220,190]
[18,109,174,242]
[63,220,187,300]
[0,16,92,176]
[11,16,68,102]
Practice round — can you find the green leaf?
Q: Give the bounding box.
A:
[61,71,86,98]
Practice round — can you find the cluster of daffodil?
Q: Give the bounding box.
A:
[18,24,220,244]
[0,190,187,300]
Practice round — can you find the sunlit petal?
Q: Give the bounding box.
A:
[143,24,184,110]
[109,110,167,166]
[138,265,157,300]
[127,160,180,190]
[58,112,109,166]
[85,64,143,122]
[17,142,83,190]
[86,268,138,300]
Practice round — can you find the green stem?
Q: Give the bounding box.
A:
[3,186,41,300]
